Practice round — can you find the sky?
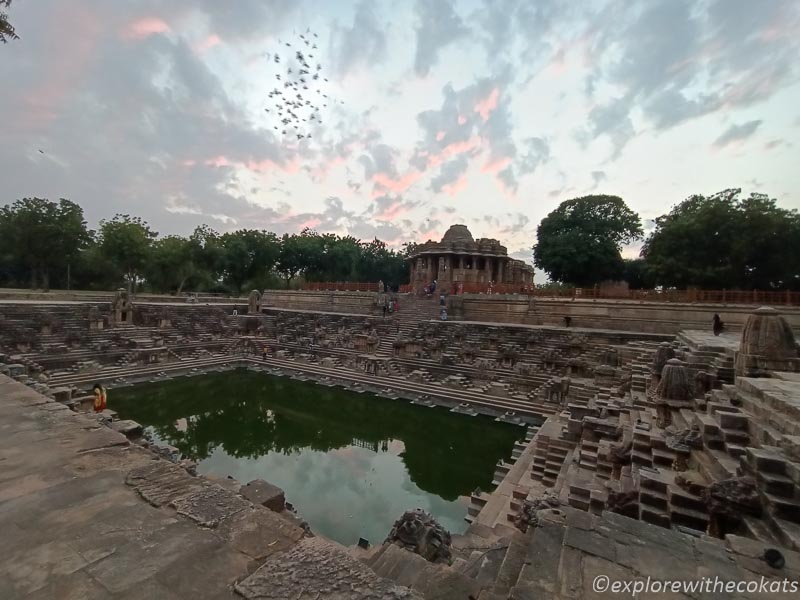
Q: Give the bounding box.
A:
[1,0,799,265]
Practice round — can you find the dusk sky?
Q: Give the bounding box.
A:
[1,0,799,265]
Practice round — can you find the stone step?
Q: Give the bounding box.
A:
[756,470,796,497]
[511,521,566,597]
[490,532,529,595]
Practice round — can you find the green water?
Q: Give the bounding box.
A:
[110,370,523,546]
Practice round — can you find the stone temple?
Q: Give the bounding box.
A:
[2,266,800,598]
[409,224,535,293]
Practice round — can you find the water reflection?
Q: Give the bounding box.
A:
[111,370,523,545]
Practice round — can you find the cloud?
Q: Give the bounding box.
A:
[370,195,419,221]
[580,0,800,155]
[712,120,762,149]
[500,213,530,235]
[517,137,550,175]
[330,0,387,76]
[591,170,607,188]
[124,17,171,40]
[430,156,469,193]
[414,0,470,76]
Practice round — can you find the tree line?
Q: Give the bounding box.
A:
[0,198,410,294]
[534,189,800,290]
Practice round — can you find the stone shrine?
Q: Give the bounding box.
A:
[408,224,534,293]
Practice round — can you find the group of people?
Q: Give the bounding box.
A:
[382,297,399,318]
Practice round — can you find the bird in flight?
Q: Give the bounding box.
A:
[262,27,342,140]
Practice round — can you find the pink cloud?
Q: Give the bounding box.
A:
[435,131,446,141]
[245,156,301,174]
[372,170,422,194]
[425,136,481,169]
[124,17,170,40]
[481,156,512,174]
[298,218,322,230]
[195,33,222,54]
[375,199,411,221]
[442,175,468,197]
[458,115,467,125]
[205,155,231,168]
[182,159,196,167]
[545,47,568,76]
[474,88,500,122]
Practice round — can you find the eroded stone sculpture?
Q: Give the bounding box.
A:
[735,306,799,377]
[385,509,452,564]
[655,358,693,428]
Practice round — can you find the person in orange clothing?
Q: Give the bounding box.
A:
[92,383,107,412]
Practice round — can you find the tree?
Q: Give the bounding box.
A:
[96,215,157,292]
[0,198,91,289]
[146,236,196,294]
[621,258,651,290]
[533,195,643,286]
[275,230,323,288]
[1,0,18,44]
[220,229,280,293]
[641,189,800,290]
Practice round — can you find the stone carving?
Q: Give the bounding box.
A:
[704,476,762,536]
[87,305,103,330]
[735,306,799,377]
[385,509,452,564]
[112,288,134,325]
[248,289,262,314]
[654,358,693,428]
[511,490,560,532]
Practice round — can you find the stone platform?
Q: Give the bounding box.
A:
[0,374,415,599]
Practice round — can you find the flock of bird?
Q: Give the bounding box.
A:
[263,28,344,141]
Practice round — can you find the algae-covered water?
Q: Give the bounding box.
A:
[111,370,522,546]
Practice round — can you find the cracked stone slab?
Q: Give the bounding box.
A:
[235,537,422,599]
[126,460,208,507]
[170,485,251,528]
[74,427,130,453]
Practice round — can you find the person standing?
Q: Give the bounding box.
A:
[92,383,107,413]
[712,314,724,336]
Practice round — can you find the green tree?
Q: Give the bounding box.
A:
[219,229,280,293]
[1,0,18,44]
[0,198,91,289]
[642,189,800,290]
[621,258,651,290]
[146,235,196,294]
[533,195,643,286]
[275,230,324,288]
[96,215,157,292]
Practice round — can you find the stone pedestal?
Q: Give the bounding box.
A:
[240,479,286,512]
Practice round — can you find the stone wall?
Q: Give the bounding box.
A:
[448,295,800,334]
[261,290,380,316]
[0,288,241,304]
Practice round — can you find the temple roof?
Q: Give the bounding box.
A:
[440,224,474,244]
[409,223,510,259]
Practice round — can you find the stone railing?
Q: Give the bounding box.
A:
[400,284,800,306]
[301,282,380,292]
